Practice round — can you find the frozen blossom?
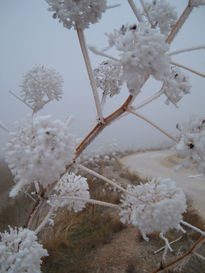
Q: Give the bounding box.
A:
[20,65,63,112]
[45,0,107,30]
[106,24,170,94]
[176,116,205,173]
[163,67,191,106]
[4,115,76,197]
[51,172,90,212]
[120,177,186,237]
[145,0,178,35]
[0,226,48,273]
[94,60,123,98]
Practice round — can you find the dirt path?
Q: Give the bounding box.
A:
[120,149,205,220]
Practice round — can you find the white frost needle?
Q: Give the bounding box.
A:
[171,61,205,78]
[169,45,205,56]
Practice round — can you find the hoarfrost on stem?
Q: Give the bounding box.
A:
[0,226,48,273]
[4,115,77,197]
[120,177,186,237]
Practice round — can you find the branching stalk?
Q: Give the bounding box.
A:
[127,108,177,142]
[76,27,104,123]
[133,90,164,111]
[171,61,205,78]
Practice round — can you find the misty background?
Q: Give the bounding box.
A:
[0,0,205,157]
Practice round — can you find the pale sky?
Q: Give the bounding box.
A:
[0,0,205,156]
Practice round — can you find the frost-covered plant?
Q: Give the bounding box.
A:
[163,67,191,106]
[120,177,187,239]
[94,60,123,99]
[0,226,48,273]
[4,115,76,197]
[20,65,63,112]
[45,0,107,29]
[144,0,178,35]
[50,172,90,212]
[176,116,205,173]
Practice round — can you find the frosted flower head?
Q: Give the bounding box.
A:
[45,0,107,30]
[94,60,123,98]
[120,177,186,236]
[145,0,178,35]
[176,116,205,173]
[0,226,48,273]
[20,65,63,112]
[163,67,191,106]
[4,115,77,197]
[50,172,90,212]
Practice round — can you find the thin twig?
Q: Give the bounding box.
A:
[0,121,10,133]
[154,236,183,255]
[89,46,119,62]
[128,0,143,22]
[35,209,53,234]
[139,0,154,27]
[127,108,177,142]
[76,27,104,123]
[171,61,205,78]
[9,90,33,110]
[168,45,205,56]
[194,252,205,261]
[180,220,205,236]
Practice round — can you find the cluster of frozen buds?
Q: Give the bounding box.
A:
[162,67,191,107]
[20,65,63,112]
[176,116,205,173]
[120,177,186,240]
[49,172,90,213]
[45,0,107,30]
[4,115,77,197]
[0,226,48,273]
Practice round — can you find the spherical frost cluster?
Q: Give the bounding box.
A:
[20,65,63,112]
[120,177,186,236]
[94,60,123,98]
[145,0,178,35]
[0,226,48,273]
[176,116,205,173]
[163,67,191,106]
[51,172,90,212]
[106,24,170,94]
[45,0,107,30]
[4,115,76,197]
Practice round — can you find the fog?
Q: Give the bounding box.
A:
[0,0,205,156]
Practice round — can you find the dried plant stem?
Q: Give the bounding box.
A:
[194,252,205,261]
[127,108,177,142]
[59,196,120,209]
[169,45,205,56]
[76,27,104,123]
[166,1,194,44]
[160,233,173,262]
[154,236,183,255]
[128,0,143,22]
[76,163,131,196]
[151,236,204,273]
[88,46,119,62]
[133,89,164,111]
[171,61,205,78]
[9,90,34,110]
[139,0,154,27]
[180,220,205,236]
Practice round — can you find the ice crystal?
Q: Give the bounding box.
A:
[176,116,205,173]
[4,115,76,197]
[94,60,123,98]
[0,226,48,273]
[163,67,191,106]
[145,0,178,35]
[51,172,90,212]
[120,177,186,236]
[20,65,63,112]
[45,0,107,30]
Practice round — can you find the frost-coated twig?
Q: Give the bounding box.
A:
[154,236,183,255]
[128,0,143,22]
[0,121,10,133]
[35,209,53,234]
[180,220,205,236]
[169,45,205,56]
[171,61,205,78]
[58,196,120,209]
[107,4,121,9]
[194,252,205,261]
[9,90,34,110]
[166,2,194,44]
[89,46,119,62]
[139,0,154,27]
[76,163,131,195]
[76,27,104,123]
[151,236,204,273]
[160,233,173,261]
[127,108,177,142]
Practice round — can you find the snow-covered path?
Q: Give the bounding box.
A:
[120,150,205,220]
